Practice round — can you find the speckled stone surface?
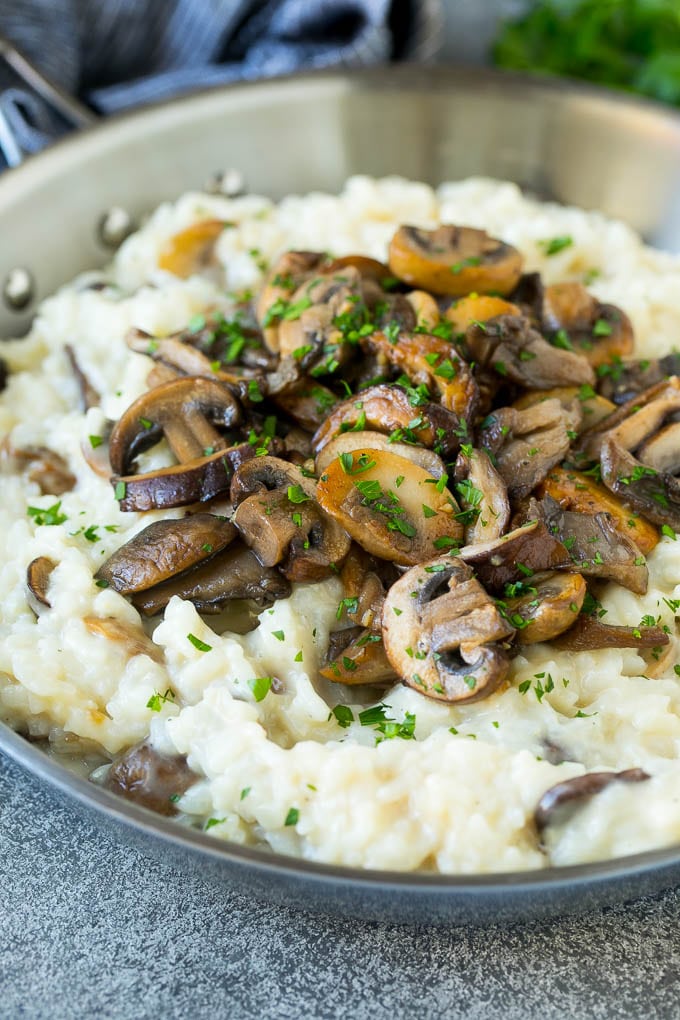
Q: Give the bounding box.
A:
[2,752,680,1019]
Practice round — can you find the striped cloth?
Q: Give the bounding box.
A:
[0,0,441,162]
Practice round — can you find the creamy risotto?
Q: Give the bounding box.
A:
[0,175,679,874]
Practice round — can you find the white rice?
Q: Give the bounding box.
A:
[0,175,679,873]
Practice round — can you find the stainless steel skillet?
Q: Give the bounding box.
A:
[1,65,680,924]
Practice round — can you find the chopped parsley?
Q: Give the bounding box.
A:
[539,235,573,256]
[146,688,176,712]
[27,502,68,527]
[284,807,299,827]
[249,676,273,702]
[187,633,212,652]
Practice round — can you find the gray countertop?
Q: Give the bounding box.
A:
[2,750,679,1019]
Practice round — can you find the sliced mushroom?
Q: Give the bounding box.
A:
[599,378,680,530]
[453,447,510,545]
[65,344,100,411]
[542,282,634,368]
[96,514,237,594]
[109,376,242,475]
[105,741,196,816]
[315,430,447,479]
[316,448,463,566]
[388,225,523,297]
[526,494,648,595]
[460,520,569,592]
[361,329,479,419]
[576,379,672,462]
[535,768,649,833]
[336,544,392,631]
[256,251,326,352]
[513,386,615,434]
[479,398,581,500]
[231,456,350,581]
[382,557,514,703]
[276,268,362,362]
[312,384,463,458]
[127,330,247,389]
[536,467,659,556]
[465,314,595,389]
[157,219,228,278]
[115,443,256,512]
[320,630,396,686]
[499,571,586,644]
[406,289,440,330]
[552,615,670,651]
[26,556,57,608]
[132,542,291,616]
[1,443,75,496]
[274,382,338,433]
[597,353,680,405]
[83,616,163,663]
[81,422,114,479]
[445,294,520,334]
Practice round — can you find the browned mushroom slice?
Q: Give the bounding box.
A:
[382,557,514,703]
[577,378,673,462]
[597,353,680,405]
[600,378,680,530]
[65,344,100,411]
[1,443,75,495]
[542,282,634,368]
[535,769,649,833]
[127,330,245,388]
[465,314,595,389]
[460,520,569,591]
[324,254,392,283]
[552,615,670,652]
[315,430,447,479]
[405,290,441,330]
[115,442,256,512]
[26,556,57,608]
[499,571,586,644]
[536,467,660,557]
[276,268,363,362]
[157,219,228,278]
[528,495,648,595]
[320,630,395,686]
[445,294,520,334]
[256,251,327,352]
[83,616,164,662]
[513,386,616,434]
[132,543,291,616]
[274,382,338,433]
[105,741,196,816]
[388,225,523,297]
[453,447,510,545]
[336,544,393,631]
[96,514,237,594]
[479,399,581,501]
[231,456,350,581]
[316,448,463,566]
[361,329,479,420]
[109,376,241,475]
[311,384,462,458]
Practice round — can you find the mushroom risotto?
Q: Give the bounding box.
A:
[1,175,679,874]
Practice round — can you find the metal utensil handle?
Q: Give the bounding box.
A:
[0,32,98,167]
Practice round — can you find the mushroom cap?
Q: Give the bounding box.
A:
[535,768,649,834]
[319,630,396,686]
[501,571,586,645]
[382,557,514,703]
[106,742,196,816]
[96,514,238,594]
[157,219,227,278]
[453,446,510,546]
[315,430,447,479]
[316,447,463,566]
[388,225,523,297]
[460,520,569,591]
[542,282,634,368]
[26,556,57,608]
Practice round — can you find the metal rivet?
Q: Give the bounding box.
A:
[205,169,245,197]
[3,267,34,310]
[98,206,135,250]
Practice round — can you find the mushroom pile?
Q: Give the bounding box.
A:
[61,223,678,707]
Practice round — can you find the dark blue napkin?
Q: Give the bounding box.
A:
[0,0,441,163]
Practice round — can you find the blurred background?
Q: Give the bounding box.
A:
[1,0,680,167]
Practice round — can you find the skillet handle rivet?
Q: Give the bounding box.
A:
[205,169,245,197]
[98,207,135,250]
[3,267,34,310]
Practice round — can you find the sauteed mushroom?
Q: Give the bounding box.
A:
[460,520,569,591]
[132,543,291,616]
[600,378,680,530]
[514,386,615,434]
[597,353,680,405]
[157,219,228,278]
[500,571,586,644]
[388,225,523,297]
[542,282,634,367]
[276,268,363,362]
[65,344,100,411]
[316,448,463,566]
[315,430,447,479]
[382,557,514,703]
[453,447,510,545]
[96,515,237,593]
[83,616,164,663]
[480,398,581,500]
[553,615,670,651]
[445,294,520,334]
[320,630,395,686]
[26,556,57,608]
[231,456,350,580]
[465,314,596,389]
[106,742,196,816]
[2,444,75,496]
[256,251,326,352]
[535,768,649,833]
